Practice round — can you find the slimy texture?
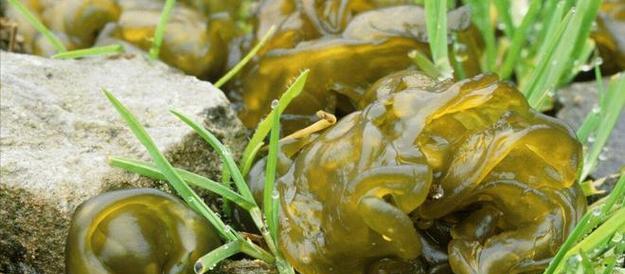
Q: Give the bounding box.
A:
[65,188,221,274]
[250,72,586,274]
[229,0,482,134]
[4,0,239,79]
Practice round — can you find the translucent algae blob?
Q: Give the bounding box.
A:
[250,71,586,274]
[229,1,481,133]
[65,188,221,274]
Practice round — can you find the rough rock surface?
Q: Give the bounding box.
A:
[0,51,251,274]
[557,79,625,179]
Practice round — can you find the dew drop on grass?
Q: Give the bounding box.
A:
[224,225,232,233]
[591,105,601,114]
[272,190,279,199]
[588,134,596,143]
[612,232,623,243]
[591,208,602,217]
[271,99,279,109]
[598,153,608,161]
[194,262,203,273]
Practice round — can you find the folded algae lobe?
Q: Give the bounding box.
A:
[65,188,222,274]
[248,71,586,274]
[228,0,482,134]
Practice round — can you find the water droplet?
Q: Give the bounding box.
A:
[224,225,232,233]
[272,190,280,199]
[271,99,279,109]
[592,57,603,66]
[591,105,601,114]
[611,232,623,243]
[588,134,596,143]
[598,153,608,161]
[432,184,444,200]
[382,235,392,241]
[301,256,311,264]
[592,208,602,217]
[194,262,203,273]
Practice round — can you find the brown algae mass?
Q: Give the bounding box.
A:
[229,1,482,133]
[65,188,221,274]
[248,72,586,274]
[4,0,240,79]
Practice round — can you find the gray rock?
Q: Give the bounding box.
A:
[556,79,625,179]
[0,51,250,273]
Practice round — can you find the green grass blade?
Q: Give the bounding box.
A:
[545,173,625,274]
[149,0,176,59]
[565,208,625,260]
[450,36,467,80]
[493,0,515,38]
[425,0,453,79]
[529,0,561,58]
[525,0,602,107]
[264,99,281,243]
[576,60,605,145]
[169,109,255,202]
[194,239,275,273]
[240,70,309,175]
[499,0,541,79]
[463,0,496,72]
[194,240,242,274]
[580,74,625,181]
[7,0,66,53]
[523,8,573,99]
[108,156,255,210]
[102,89,236,240]
[408,50,440,79]
[241,142,263,176]
[52,44,124,59]
[214,25,277,88]
[563,0,602,80]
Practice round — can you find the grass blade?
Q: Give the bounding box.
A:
[493,0,515,38]
[576,60,605,145]
[264,99,281,243]
[149,0,176,59]
[108,156,255,210]
[240,70,309,175]
[214,25,277,88]
[102,89,236,240]
[545,173,625,274]
[194,240,243,274]
[463,0,496,72]
[525,0,602,108]
[425,0,453,79]
[579,74,625,181]
[408,50,440,79]
[7,0,66,53]
[169,109,255,202]
[499,0,541,79]
[52,44,124,59]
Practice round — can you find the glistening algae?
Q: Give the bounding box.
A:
[65,188,221,274]
[249,71,586,274]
